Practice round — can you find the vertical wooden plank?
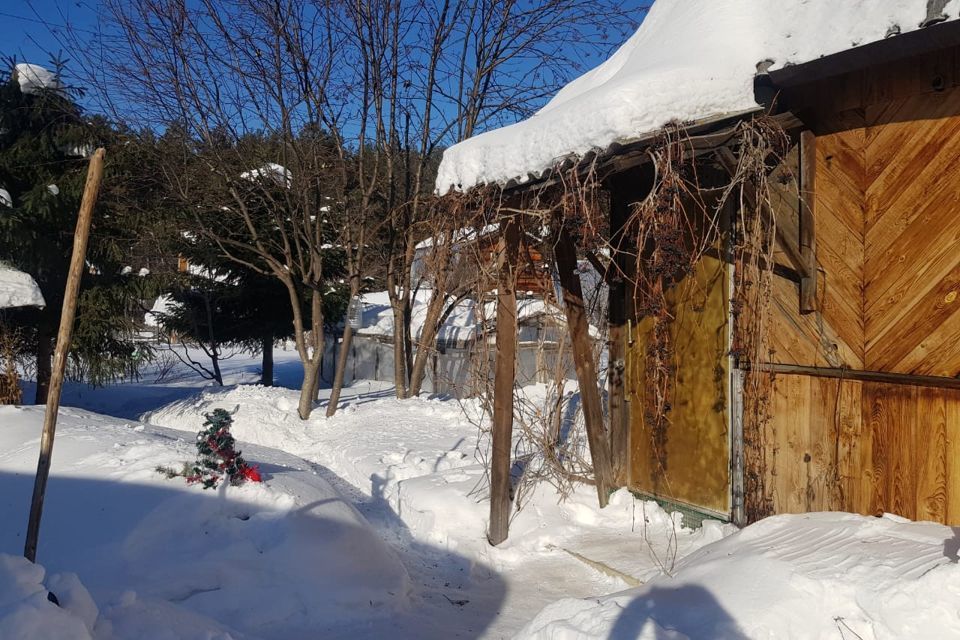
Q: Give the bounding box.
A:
[836,380,863,513]
[946,391,960,524]
[916,387,947,522]
[799,130,818,313]
[770,374,812,514]
[806,377,835,511]
[890,384,919,519]
[847,380,874,515]
[553,220,613,506]
[864,383,889,517]
[606,177,632,486]
[488,213,521,546]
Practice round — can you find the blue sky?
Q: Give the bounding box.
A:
[1,0,650,137]
[0,0,99,68]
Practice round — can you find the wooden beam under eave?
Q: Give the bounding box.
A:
[799,130,818,314]
[488,210,521,546]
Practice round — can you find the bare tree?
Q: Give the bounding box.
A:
[81,0,355,418]
[74,0,641,414]
[365,0,639,398]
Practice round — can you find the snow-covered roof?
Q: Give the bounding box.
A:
[0,263,45,309]
[357,290,479,344]
[241,163,292,188]
[436,0,958,193]
[14,63,62,95]
[415,224,499,250]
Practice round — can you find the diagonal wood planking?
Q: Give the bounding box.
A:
[864,87,960,375]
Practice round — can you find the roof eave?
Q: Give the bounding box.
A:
[770,18,960,88]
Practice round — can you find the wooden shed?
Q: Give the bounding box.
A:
[437,1,960,541]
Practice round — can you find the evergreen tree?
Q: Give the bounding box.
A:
[0,62,157,400]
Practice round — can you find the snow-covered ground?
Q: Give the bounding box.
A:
[142,378,730,637]
[0,403,409,639]
[519,512,960,639]
[4,348,960,638]
[3,349,724,638]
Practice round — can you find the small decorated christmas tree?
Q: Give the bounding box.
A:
[188,409,261,489]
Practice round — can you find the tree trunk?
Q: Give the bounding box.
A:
[326,324,354,417]
[392,306,408,398]
[310,338,324,402]
[260,333,274,386]
[210,350,223,386]
[298,358,321,420]
[34,328,53,405]
[408,291,446,396]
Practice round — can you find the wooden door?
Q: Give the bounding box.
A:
[628,255,731,516]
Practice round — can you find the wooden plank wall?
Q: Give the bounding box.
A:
[629,255,730,515]
[764,375,960,523]
[761,45,960,523]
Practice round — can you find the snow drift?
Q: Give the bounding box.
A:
[518,512,960,639]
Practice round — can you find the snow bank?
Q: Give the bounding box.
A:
[0,405,410,639]
[143,384,482,489]
[0,264,45,309]
[436,0,951,192]
[518,512,960,639]
[0,554,93,640]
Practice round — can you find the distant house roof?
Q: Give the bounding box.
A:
[436,0,959,193]
[0,264,45,309]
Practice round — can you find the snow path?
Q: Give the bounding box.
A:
[144,383,711,638]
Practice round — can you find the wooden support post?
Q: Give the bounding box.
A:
[799,130,818,314]
[553,219,614,507]
[24,148,105,563]
[605,170,641,487]
[488,212,521,546]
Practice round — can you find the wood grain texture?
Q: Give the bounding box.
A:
[770,48,960,377]
[859,82,960,376]
[628,255,730,514]
[768,124,866,370]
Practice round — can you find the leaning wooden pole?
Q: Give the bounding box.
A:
[553,219,614,507]
[24,148,105,563]
[488,213,521,546]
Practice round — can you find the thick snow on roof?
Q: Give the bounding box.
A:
[241,162,292,187]
[437,0,957,193]
[14,63,62,95]
[0,264,44,309]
